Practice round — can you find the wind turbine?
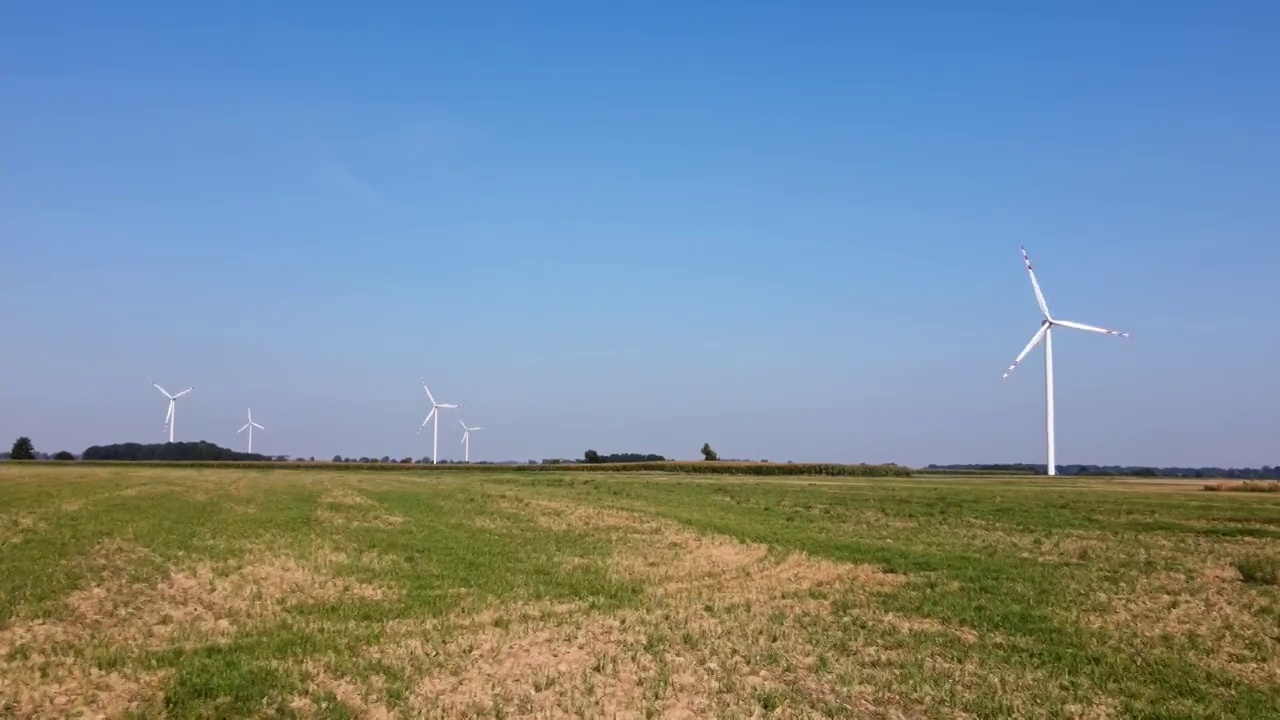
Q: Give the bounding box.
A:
[1002,246,1130,476]
[236,408,265,454]
[459,420,483,463]
[418,382,460,464]
[151,381,194,443]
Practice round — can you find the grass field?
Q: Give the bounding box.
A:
[1,465,1278,719]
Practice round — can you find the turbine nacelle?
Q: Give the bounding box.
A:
[459,419,483,440]
[237,408,265,434]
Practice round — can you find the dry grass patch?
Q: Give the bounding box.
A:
[291,661,394,720]
[517,499,654,534]
[878,613,981,645]
[1203,481,1280,493]
[470,515,513,531]
[0,512,46,543]
[0,661,169,720]
[316,488,407,529]
[957,523,1124,566]
[519,499,905,602]
[317,508,407,529]
[0,539,397,719]
[112,484,167,498]
[845,508,920,531]
[381,603,917,719]
[321,488,378,506]
[367,500,925,718]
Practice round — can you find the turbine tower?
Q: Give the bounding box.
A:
[459,420,483,463]
[1002,246,1130,476]
[236,408,265,454]
[419,382,460,464]
[151,381,193,443]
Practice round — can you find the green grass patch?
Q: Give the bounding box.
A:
[1235,554,1280,586]
[2,464,1277,718]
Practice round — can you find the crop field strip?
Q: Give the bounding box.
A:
[1,465,1278,719]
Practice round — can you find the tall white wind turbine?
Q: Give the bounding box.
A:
[418,382,460,464]
[1002,246,1130,476]
[152,381,194,443]
[459,420,483,463]
[236,408,265,454]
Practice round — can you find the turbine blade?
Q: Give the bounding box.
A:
[237,423,250,433]
[1053,318,1130,338]
[1021,246,1052,319]
[154,384,173,399]
[1002,324,1049,379]
[165,403,174,423]
[173,387,193,398]
[422,383,437,405]
[252,422,264,430]
[461,432,468,444]
[420,408,436,429]
[459,419,468,430]
[440,403,459,408]
[473,427,483,431]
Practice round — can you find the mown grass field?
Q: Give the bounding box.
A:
[1,465,1278,719]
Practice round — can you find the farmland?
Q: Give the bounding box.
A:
[1,465,1278,718]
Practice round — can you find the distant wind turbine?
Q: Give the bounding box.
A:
[419,382,460,464]
[459,420,483,463]
[1002,246,1130,476]
[236,408,265,454]
[151,380,194,443]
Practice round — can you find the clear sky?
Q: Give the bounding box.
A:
[2,2,1277,467]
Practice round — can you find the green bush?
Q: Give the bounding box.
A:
[1234,555,1280,586]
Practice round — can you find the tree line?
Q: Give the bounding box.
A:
[583,451,668,463]
[4,437,74,461]
[5,435,1274,480]
[926,463,1280,480]
[81,442,267,462]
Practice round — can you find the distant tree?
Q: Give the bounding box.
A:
[80,441,266,462]
[399,457,412,464]
[54,450,75,461]
[10,437,35,460]
[700,443,718,461]
[584,449,602,464]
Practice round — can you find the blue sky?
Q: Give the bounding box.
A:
[2,2,1277,466]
